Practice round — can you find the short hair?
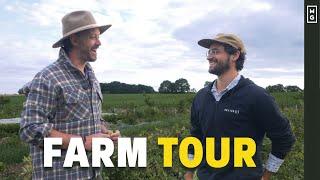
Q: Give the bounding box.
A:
[222,43,246,71]
[62,38,73,54]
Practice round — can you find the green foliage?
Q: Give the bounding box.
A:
[0,95,25,119]
[266,84,303,93]
[204,81,211,87]
[0,162,4,172]
[0,92,304,179]
[286,85,303,92]
[100,81,155,94]
[177,99,186,113]
[275,107,304,180]
[0,136,29,165]
[0,96,10,106]
[20,155,32,179]
[158,80,175,93]
[143,94,155,107]
[159,78,191,93]
[271,92,304,109]
[174,78,190,93]
[266,84,286,93]
[0,124,20,138]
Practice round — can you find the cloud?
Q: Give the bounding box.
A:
[0,0,304,94]
[172,0,303,87]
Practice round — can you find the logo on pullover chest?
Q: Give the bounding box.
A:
[224,108,240,114]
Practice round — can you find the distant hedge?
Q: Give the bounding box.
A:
[100,81,155,94]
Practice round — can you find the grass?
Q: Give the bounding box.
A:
[0,95,25,119]
[0,92,304,179]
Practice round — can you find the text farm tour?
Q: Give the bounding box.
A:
[44,137,257,168]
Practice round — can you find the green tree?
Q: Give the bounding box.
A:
[158,80,174,93]
[100,81,155,93]
[174,78,190,93]
[266,84,286,93]
[285,85,302,92]
[190,88,197,93]
[204,81,211,87]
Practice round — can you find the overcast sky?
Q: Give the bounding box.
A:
[0,0,303,94]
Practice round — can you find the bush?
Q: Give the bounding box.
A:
[20,156,32,179]
[0,96,10,106]
[143,94,155,107]
[177,99,186,113]
[0,136,29,165]
[0,124,20,138]
[0,162,5,172]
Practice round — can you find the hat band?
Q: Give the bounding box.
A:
[63,24,101,38]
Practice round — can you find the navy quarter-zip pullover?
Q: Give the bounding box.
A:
[189,76,296,180]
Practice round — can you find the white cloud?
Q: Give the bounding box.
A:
[0,0,303,94]
[249,68,303,73]
[250,76,304,88]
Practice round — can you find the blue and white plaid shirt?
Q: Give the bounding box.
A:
[20,48,104,179]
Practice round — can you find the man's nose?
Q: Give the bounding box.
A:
[207,55,214,61]
[96,39,101,46]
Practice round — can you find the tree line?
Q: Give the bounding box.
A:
[158,78,191,93]
[100,81,155,94]
[265,84,303,93]
[99,80,302,94]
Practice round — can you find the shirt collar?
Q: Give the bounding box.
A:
[211,74,241,93]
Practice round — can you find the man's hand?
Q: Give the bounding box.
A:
[84,133,110,151]
[100,123,121,142]
[184,171,194,180]
[108,130,121,142]
[261,170,272,180]
[101,123,109,134]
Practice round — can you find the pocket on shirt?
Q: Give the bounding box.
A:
[64,89,87,103]
[61,89,91,121]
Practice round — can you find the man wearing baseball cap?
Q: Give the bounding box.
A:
[184,33,296,180]
[20,10,120,179]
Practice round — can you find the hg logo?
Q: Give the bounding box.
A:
[307,5,318,23]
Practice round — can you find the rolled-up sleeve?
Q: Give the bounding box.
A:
[20,73,56,146]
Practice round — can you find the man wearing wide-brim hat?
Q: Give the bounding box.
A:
[184,33,296,180]
[20,10,120,179]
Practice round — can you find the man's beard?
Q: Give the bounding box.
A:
[208,57,231,76]
[78,45,98,62]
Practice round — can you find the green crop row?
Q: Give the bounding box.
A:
[0,92,304,179]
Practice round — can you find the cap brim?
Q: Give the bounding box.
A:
[198,39,223,49]
[52,24,112,48]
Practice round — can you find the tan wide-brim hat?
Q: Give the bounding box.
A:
[52,10,111,48]
[198,33,246,54]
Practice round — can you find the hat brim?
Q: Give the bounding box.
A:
[52,24,112,48]
[198,39,225,49]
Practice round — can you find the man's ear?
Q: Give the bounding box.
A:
[69,34,79,47]
[231,51,240,61]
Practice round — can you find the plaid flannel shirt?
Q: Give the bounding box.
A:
[20,48,104,180]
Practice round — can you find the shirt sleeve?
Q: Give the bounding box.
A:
[254,90,296,160]
[265,153,285,173]
[19,73,56,146]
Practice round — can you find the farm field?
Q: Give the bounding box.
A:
[0,92,303,179]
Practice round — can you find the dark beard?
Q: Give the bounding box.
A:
[78,48,96,62]
[208,57,231,76]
